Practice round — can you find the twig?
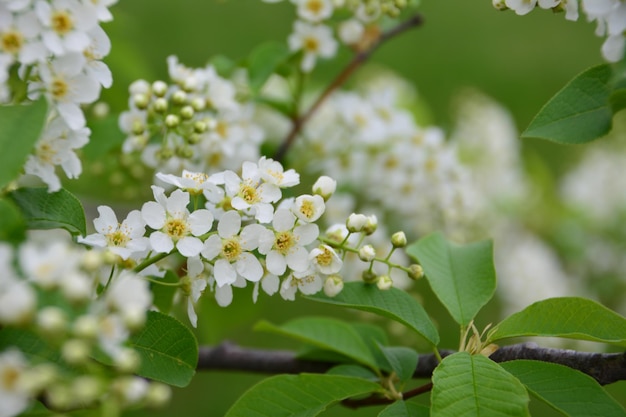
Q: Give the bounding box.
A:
[197,342,626,385]
[273,13,424,162]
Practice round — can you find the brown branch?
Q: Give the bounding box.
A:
[197,342,626,386]
[273,13,424,162]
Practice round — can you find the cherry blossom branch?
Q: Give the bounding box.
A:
[197,342,626,386]
[273,13,424,162]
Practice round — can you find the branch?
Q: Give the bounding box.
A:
[273,13,424,162]
[197,342,626,385]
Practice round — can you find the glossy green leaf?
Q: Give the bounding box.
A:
[129,311,198,387]
[0,198,26,243]
[306,282,439,346]
[379,401,430,417]
[501,360,626,417]
[407,232,495,326]
[225,374,381,417]
[247,42,291,92]
[255,317,379,370]
[431,352,529,417]
[378,346,419,384]
[326,364,379,381]
[610,55,626,113]
[0,99,47,189]
[488,297,626,346]
[522,64,612,144]
[0,327,61,365]
[8,187,86,236]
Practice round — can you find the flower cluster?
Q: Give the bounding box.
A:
[0,232,168,417]
[494,0,626,62]
[261,0,417,72]
[1,0,116,191]
[119,56,263,176]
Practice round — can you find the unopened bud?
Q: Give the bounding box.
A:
[391,231,407,248]
[363,215,378,235]
[180,105,194,120]
[73,315,99,339]
[37,307,67,334]
[191,97,206,112]
[172,90,188,105]
[146,382,172,408]
[133,93,149,110]
[152,81,168,97]
[358,244,376,262]
[362,270,378,284]
[62,339,91,365]
[193,120,207,133]
[312,176,337,201]
[153,97,168,113]
[492,0,507,10]
[323,275,344,297]
[165,114,180,128]
[376,275,393,290]
[408,264,424,280]
[347,213,367,233]
[115,348,141,373]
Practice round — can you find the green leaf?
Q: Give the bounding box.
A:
[255,317,379,371]
[378,346,419,384]
[487,297,626,346]
[501,360,626,417]
[208,54,236,78]
[326,364,379,381]
[0,327,61,365]
[379,401,430,417]
[406,232,496,326]
[225,373,381,417]
[0,197,26,242]
[247,42,291,92]
[150,270,179,314]
[610,58,626,113]
[0,99,47,189]
[306,282,439,346]
[522,64,613,144]
[8,187,86,236]
[84,114,125,159]
[129,311,198,387]
[431,352,529,417]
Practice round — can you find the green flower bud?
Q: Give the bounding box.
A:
[408,264,424,280]
[172,90,188,105]
[164,114,180,128]
[358,244,376,262]
[376,275,393,290]
[153,97,168,113]
[152,80,168,97]
[391,231,407,248]
[362,269,378,284]
[180,105,194,120]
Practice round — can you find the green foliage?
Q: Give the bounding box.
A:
[8,187,86,237]
[0,327,62,366]
[522,65,614,144]
[129,311,198,387]
[224,374,382,417]
[306,282,439,345]
[256,317,380,371]
[431,352,530,417]
[501,360,626,417]
[0,99,47,189]
[0,198,26,243]
[487,297,626,346]
[406,232,496,326]
[377,346,419,385]
[247,41,291,93]
[150,270,179,314]
[378,401,430,417]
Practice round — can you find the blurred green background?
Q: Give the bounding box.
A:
[89,1,622,416]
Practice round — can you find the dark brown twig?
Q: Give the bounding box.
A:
[273,13,424,162]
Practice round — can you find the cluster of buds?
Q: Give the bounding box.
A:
[120,56,262,176]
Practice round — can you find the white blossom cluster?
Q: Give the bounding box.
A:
[119,56,263,176]
[495,0,626,62]
[0,232,168,417]
[1,0,116,191]
[261,0,416,72]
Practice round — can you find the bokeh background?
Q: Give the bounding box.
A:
[76,1,625,415]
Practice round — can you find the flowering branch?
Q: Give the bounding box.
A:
[197,342,626,386]
[273,12,424,162]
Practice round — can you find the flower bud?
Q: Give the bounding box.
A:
[191,97,206,111]
[180,105,194,120]
[391,231,407,248]
[362,269,378,284]
[193,120,208,133]
[323,275,344,297]
[358,244,376,262]
[172,90,188,105]
[72,376,103,404]
[363,215,378,235]
[115,348,141,373]
[346,213,367,233]
[165,114,180,128]
[492,0,507,10]
[146,382,172,408]
[312,176,337,201]
[62,339,91,365]
[133,93,149,110]
[376,274,393,290]
[73,315,99,339]
[152,80,168,97]
[153,97,168,113]
[129,79,150,96]
[408,264,424,280]
[37,307,67,335]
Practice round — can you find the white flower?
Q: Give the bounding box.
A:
[258,209,319,275]
[257,156,300,188]
[79,206,148,260]
[323,274,343,297]
[0,349,29,417]
[184,256,208,327]
[292,194,325,223]
[201,210,265,287]
[279,268,323,300]
[83,25,112,88]
[141,186,214,257]
[288,20,338,72]
[293,0,334,23]
[106,271,152,326]
[504,0,558,15]
[35,0,98,56]
[312,175,336,200]
[338,19,364,45]
[309,244,342,274]
[19,239,79,288]
[223,162,281,223]
[156,170,222,196]
[0,278,36,325]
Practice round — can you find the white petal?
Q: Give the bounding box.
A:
[266,250,287,276]
[218,210,241,238]
[286,246,310,272]
[214,283,233,307]
[214,259,237,286]
[236,253,263,282]
[93,205,118,233]
[272,209,295,232]
[188,209,214,236]
[141,201,166,229]
[201,235,222,260]
[149,231,174,253]
[176,236,203,257]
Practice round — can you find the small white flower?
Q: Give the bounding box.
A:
[323,274,343,297]
[288,20,338,72]
[309,244,342,274]
[292,194,325,223]
[257,156,300,188]
[201,210,264,287]
[141,186,214,257]
[79,206,148,260]
[293,0,334,22]
[338,19,364,45]
[279,268,323,300]
[0,349,29,417]
[35,0,98,56]
[184,256,208,327]
[312,175,336,200]
[346,213,367,232]
[223,162,281,223]
[0,278,36,325]
[156,170,222,196]
[106,271,152,326]
[504,0,558,15]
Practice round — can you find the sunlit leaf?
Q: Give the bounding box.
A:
[379,401,430,417]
